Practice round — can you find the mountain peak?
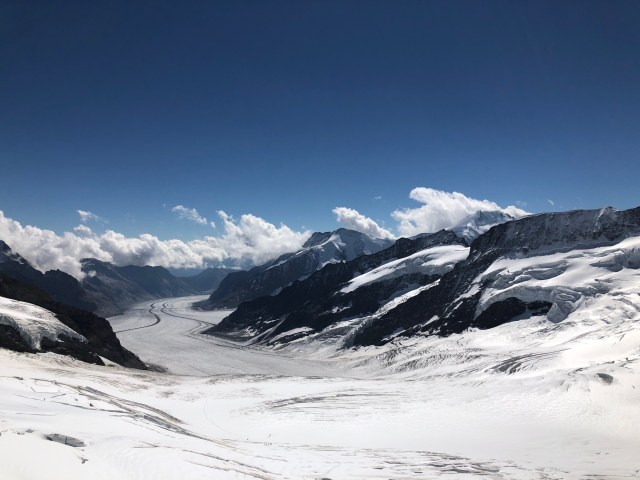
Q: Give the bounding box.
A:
[449,209,521,243]
[302,231,334,249]
[200,227,395,309]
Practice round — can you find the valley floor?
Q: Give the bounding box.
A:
[1,296,639,479]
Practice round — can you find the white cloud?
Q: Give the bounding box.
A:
[213,211,310,264]
[77,210,105,223]
[171,205,209,226]
[0,210,310,279]
[391,187,529,237]
[73,224,93,236]
[333,207,395,240]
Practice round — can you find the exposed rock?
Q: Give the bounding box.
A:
[206,230,466,343]
[0,274,146,369]
[199,228,393,309]
[353,206,640,346]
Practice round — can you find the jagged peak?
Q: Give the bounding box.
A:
[302,228,391,250]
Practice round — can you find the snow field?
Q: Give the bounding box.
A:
[1,286,640,479]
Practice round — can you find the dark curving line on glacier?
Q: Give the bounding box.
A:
[114,302,162,333]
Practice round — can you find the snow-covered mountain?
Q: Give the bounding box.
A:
[205,230,467,342]
[353,206,640,346]
[206,206,640,350]
[0,274,145,368]
[198,228,394,309]
[448,209,520,242]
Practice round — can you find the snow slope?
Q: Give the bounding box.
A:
[341,244,468,293]
[0,295,85,349]
[2,295,640,479]
[474,235,640,322]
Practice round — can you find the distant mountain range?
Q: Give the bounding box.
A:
[80,259,232,316]
[0,215,516,320]
[0,241,233,317]
[9,206,636,367]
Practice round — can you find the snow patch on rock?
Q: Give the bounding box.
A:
[341,244,468,293]
[0,295,86,349]
[474,236,640,323]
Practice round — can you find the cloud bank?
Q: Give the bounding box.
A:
[332,207,395,240]
[0,210,309,279]
[391,188,529,237]
[2,188,528,279]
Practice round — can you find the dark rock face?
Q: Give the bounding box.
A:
[0,324,33,353]
[209,206,640,349]
[199,228,394,310]
[0,274,146,369]
[351,206,640,346]
[206,230,466,343]
[0,241,98,312]
[81,259,200,315]
[472,298,552,330]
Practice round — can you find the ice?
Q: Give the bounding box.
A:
[0,295,86,349]
[475,236,640,323]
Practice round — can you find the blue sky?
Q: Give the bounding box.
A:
[1,1,639,271]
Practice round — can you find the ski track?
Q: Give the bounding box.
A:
[0,295,639,479]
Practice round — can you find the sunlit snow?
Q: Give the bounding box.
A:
[1,288,639,478]
[341,244,469,293]
[0,295,85,349]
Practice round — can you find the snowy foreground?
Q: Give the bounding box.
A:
[1,296,639,479]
